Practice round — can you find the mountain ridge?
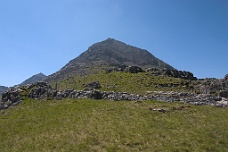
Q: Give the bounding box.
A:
[19,73,47,86]
[64,38,174,69]
[46,38,174,82]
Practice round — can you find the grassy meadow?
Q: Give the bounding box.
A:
[1,98,228,152]
[54,71,195,94]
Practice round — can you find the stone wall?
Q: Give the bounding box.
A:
[1,81,228,111]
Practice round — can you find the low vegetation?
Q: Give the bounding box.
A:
[2,38,227,152]
[54,71,194,95]
[1,98,228,151]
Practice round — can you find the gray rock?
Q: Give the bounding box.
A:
[4,104,8,109]
[179,92,189,97]
[56,92,63,100]
[12,100,23,106]
[219,90,228,98]
[127,66,143,73]
[224,74,228,82]
[89,90,103,99]
[85,81,101,89]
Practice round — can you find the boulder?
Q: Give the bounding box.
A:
[127,66,143,73]
[219,90,228,98]
[56,92,63,100]
[105,68,113,73]
[105,65,144,74]
[2,89,23,102]
[89,90,104,99]
[116,65,128,71]
[85,81,101,89]
[162,69,196,80]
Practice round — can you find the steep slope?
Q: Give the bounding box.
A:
[65,38,173,68]
[0,86,8,94]
[46,38,174,82]
[19,73,47,86]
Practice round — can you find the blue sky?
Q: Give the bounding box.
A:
[0,0,227,87]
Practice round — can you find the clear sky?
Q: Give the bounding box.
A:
[0,0,227,87]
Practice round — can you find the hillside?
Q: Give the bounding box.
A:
[65,38,173,68]
[1,99,228,151]
[46,38,174,82]
[19,73,47,86]
[53,71,195,94]
[1,38,228,151]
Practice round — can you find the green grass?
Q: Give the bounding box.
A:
[1,99,228,151]
[54,71,194,94]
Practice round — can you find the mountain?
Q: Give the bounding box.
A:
[19,73,47,86]
[46,38,174,82]
[65,38,173,68]
[0,86,8,94]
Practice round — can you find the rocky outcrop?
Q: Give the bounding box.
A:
[25,82,228,107]
[127,66,143,73]
[106,66,196,80]
[146,68,197,80]
[0,87,24,110]
[105,65,143,74]
[145,91,224,106]
[84,81,101,89]
[195,74,228,95]
[68,90,146,101]
[49,89,227,107]
[219,90,228,98]
[0,82,56,110]
[1,82,228,111]
[28,82,57,99]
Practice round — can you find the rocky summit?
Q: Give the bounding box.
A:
[46,38,174,82]
[65,38,173,68]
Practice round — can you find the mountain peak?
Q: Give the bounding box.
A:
[103,38,123,43]
[36,73,46,77]
[19,73,47,86]
[85,38,173,67]
[103,37,119,42]
[46,38,174,82]
[105,37,116,41]
[88,38,125,50]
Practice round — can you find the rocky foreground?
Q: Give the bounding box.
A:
[1,81,228,110]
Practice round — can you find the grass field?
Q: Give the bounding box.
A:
[54,71,194,95]
[1,99,228,152]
